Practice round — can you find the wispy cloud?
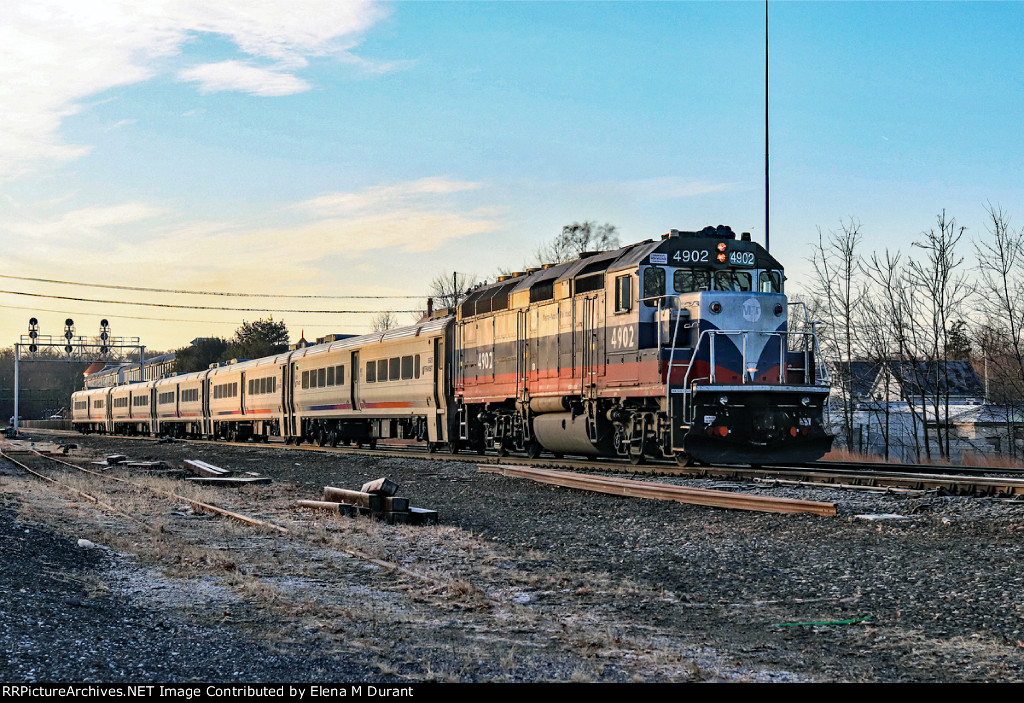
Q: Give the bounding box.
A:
[3,177,499,293]
[626,177,738,200]
[6,202,167,241]
[296,177,482,216]
[0,0,390,177]
[179,61,312,96]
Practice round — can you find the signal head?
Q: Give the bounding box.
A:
[29,317,38,326]
[101,319,109,327]
[65,318,74,327]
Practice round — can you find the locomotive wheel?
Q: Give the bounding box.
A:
[525,441,542,459]
[628,441,646,466]
[675,452,695,467]
[448,441,460,455]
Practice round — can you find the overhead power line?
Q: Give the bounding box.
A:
[0,273,424,299]
[0,289,424,314]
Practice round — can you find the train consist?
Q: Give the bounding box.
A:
[72,227,833,465]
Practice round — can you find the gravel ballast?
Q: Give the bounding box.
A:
[2,431,1023,683]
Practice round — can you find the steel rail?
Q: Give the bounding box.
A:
[479,464,837,516]
[24,427,1024,496]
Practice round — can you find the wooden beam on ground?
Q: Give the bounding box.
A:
[478,464,837,517]
[183,459,232,477]
[323,486,383,511]
[361,477,399,496]
[186,475,271,486]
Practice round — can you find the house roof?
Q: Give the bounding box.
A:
[889,360,984,398]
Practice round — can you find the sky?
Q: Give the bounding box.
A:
[2,0,1023,353]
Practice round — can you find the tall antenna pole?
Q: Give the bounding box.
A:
[765,0,770,252]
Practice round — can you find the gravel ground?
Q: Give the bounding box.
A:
[2,430,1023,683]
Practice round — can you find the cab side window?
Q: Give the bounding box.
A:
[614,274,632,313]
[758,271,782,293]
[642,266,665,307]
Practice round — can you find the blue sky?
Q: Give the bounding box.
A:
[2,1,1023,351]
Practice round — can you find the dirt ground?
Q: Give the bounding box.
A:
[2,430,1023,683]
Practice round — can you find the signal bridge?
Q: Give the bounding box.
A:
[12,318,146,432]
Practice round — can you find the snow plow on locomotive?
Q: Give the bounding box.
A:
[452,226,833,465]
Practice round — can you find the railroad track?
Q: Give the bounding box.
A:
[20,428,1024,498]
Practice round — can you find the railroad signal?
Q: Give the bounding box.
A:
[27,318,39,352]
[99,319,110,354]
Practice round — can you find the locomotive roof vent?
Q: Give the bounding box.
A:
[741,231,751,241]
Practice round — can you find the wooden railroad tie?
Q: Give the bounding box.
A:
[298,477,437,525]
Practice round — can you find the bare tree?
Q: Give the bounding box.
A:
[863,248,929,460]
[427,271,480,311]
[906,210,973,458]
[534,221,619,266]
[974,204,1024,457]
[371,312,399,332]
[809,219,865,450]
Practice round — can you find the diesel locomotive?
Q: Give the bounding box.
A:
[73,226,833,465]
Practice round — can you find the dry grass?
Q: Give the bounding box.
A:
[960,452,1024,470]
[822,446,1024,470]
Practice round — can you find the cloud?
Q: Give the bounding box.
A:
[6,202,167,241]
[2,177,499,293]
[626,177,738,200]
[179,61,312,96]
[0,0,389,177]
[296,177,482,216]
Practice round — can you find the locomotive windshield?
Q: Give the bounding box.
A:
[673,268,711,293]
[714,270,752,292]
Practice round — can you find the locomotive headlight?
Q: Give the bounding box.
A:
[774,304,784,316]
[718,395,729,405]
[801,396,811,406]
[716,242,727,252]
[716,253,727,263]
[709,301,722,314]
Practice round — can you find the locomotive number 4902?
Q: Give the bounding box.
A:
[609,325,636,350]
[729,251,756,266]
[671,250,709,263]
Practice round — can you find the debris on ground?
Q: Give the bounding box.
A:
[301,477,438,525]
